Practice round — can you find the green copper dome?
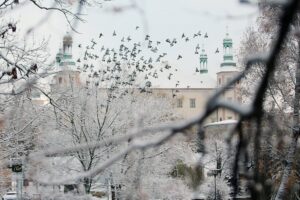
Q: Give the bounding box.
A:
[223,33,233,48]
[56,32,76,67]
[221,31,236,67]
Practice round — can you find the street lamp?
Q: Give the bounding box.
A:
[10,158,23,200]
[207,168,221,200]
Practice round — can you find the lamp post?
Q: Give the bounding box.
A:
[207,169,221,200]
[10,158,23,200]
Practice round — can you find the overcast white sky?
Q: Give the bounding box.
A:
[10,0,259,87]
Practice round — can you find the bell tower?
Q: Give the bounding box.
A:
[216,29,240,121]
[55,32,75,68]
[199,47,208,74]
[63,32,72,55]
[221,30,236,68]
[52,32,80,89]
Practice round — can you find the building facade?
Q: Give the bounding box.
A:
[153,32,240,122]
[45,31,240,122]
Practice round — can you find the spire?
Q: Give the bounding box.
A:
[221,28,236,67]
[199,45,208,74]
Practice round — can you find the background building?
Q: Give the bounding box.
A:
[37,31,241,122]
[51,32,81,90]
[152,32,240,122]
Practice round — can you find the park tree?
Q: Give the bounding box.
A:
[31,81,194,197]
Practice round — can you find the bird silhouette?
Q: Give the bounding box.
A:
[215,48,219,53]
[80,29,193,91]
[165,64,171,69]
[204,32,208,38]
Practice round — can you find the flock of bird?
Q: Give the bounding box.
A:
[76,26,218,96]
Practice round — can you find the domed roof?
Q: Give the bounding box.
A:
[223,33,232,46]
[63,32,73,44]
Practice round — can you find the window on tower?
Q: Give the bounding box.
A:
[58,77,62,84]
[190,98,196,108]
[177,99,183,108]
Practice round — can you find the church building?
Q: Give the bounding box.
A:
[152,32,240,122]
[47,31,240,123]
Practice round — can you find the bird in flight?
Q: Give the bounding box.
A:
[145,35,150,40]
[215,48,219,53]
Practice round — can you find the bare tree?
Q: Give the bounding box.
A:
[0,0,299,199]
[35,83,177,195]
[26,1,300,200]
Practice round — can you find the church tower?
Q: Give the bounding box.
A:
[52,32,80,89]
[55,32,76,68]
[221,32,236,68]
[216,30,240,121]
[199,47,208,74]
